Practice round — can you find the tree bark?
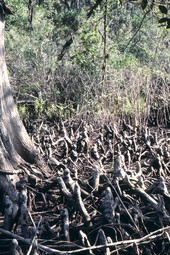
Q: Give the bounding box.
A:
[0,6,41,170]
[0,3,45,229]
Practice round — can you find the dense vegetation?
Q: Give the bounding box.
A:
[5,0,170,126]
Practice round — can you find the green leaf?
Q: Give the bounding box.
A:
[159,5,168,14]
[141,0,148,10]
[158,17,168,23]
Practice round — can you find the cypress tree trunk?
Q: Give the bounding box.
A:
[0,7,40,169]
[0,5,43,174]
[0,2,45,229]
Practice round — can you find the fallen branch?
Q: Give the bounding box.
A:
[0,226,169,254]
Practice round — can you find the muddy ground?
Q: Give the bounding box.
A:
[0,119,170,255]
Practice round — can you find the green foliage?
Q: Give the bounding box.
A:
[4,0,170,126]
[18,104,29,120]
[72,19,103,70]
[123,96,147,116]
[46,103,56,119]
[34,99,46,117]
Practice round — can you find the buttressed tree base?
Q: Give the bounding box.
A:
[0,1,45,230]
